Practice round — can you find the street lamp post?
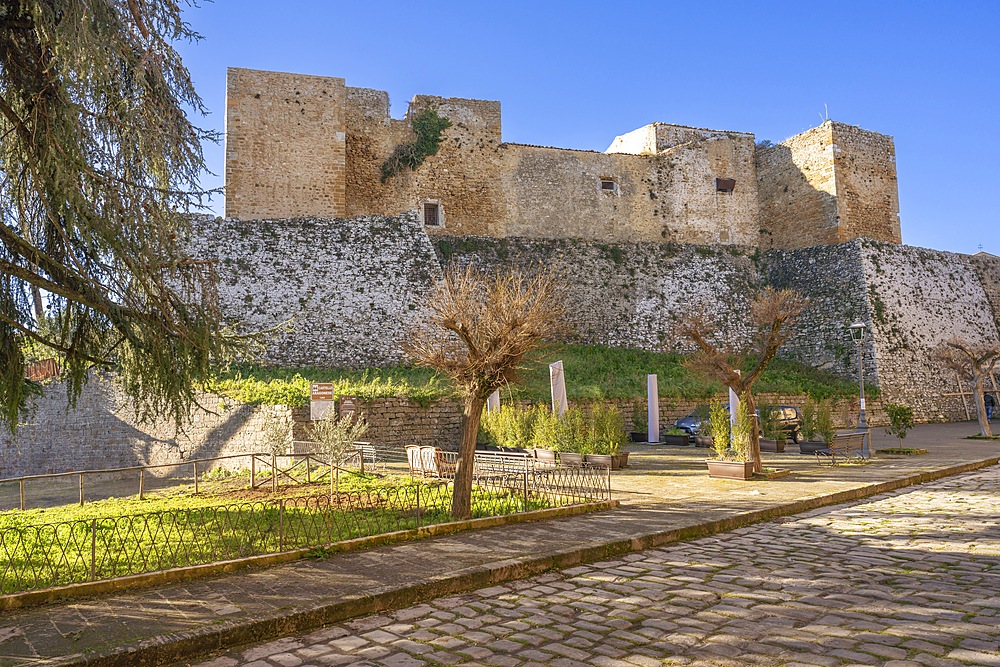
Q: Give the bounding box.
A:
[849,322,869,458]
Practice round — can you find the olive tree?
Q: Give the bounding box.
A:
[404,264,568,520]
[681,287,809,474]
[933,338,1000,437]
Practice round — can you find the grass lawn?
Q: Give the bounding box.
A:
[210,344,865,407]
[0,471,582,594]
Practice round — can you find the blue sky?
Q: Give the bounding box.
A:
[177,1,998,255]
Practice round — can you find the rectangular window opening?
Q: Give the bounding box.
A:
[600,178,617,192]
[423,203,441,227]
[716,178,736,194]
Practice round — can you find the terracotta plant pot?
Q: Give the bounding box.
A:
[558,452,584,467]
[584,454,613,468]
[533,448,558,464]
[612,451,629,469]
[706,459,755,480]
[693,435,714,448]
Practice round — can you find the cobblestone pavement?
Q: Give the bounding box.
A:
[189,465,1000,667]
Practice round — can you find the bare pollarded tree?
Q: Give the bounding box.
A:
[404,264,569,520]
[933,338,1000,437]
[681,287,810,473]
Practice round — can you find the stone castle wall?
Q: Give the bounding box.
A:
[0,376,294,479]
[187,213,997,423]
[756,123,840,249]
[833,124,901,245]
[184,214,441,369]
[225,69,347,220]
[224,69,895,250]
[756,121,900,250]
[766,239,1000,421]
[435,235,759,352]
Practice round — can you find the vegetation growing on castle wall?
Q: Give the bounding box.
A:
[380,108,452,182]
[210,344,866,407]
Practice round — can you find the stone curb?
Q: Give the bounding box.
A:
[40,456,1000,667]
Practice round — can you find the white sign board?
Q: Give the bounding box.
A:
[647,374,660,443]
[310,382,335,421]
[549,360,567,417]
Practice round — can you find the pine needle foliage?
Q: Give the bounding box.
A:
[0,0,257,432]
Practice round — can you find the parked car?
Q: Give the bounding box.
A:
[760,406,802,443]
[674,404,801,442]
[674,405,716,435]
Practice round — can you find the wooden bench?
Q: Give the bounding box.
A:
[816,432,868,465]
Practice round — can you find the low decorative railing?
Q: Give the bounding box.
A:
[0,464,610,595]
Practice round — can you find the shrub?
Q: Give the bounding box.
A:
[816,400,836,444]
[480,404,540,450]
[706,402,731,460]
[589,404,628,455]
[730,401,755,462]
[885,403,915,451]
[800,399,818,441]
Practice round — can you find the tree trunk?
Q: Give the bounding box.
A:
[451,394,485,520]
[740,391,763,474]
[974,375,992,437]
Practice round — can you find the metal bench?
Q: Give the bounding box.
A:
[354,442,383,474]
[816,432,868,465]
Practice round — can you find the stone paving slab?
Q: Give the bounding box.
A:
[0,423,997,666]
[196,464,1000,667]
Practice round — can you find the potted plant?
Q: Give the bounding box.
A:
[662,427,690,446]
[529,406,561,463]
[706,401,754,480]
[815,400,836,450]
[551,408,587,466]
[629,404,647,443]
[758,404,786,453]
[797,399,827,454]
[585,404,629,469]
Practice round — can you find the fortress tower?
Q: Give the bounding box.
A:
[224,67,901,251]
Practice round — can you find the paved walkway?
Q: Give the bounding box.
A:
[187,464,1000,667]
[0,423,997,666]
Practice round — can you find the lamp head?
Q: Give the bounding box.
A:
[849,322,866,344]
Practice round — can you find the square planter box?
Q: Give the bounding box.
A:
[706,459,755,480]
[584,452,630,470]
[533,448,558,464]
[759,439,787,454]
[662,434,691,446]
[558,452,584,467]
[798,441,826,455]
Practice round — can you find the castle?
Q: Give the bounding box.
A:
[224,68,900,251]
[4,67,999,478]
[213,67,1000,424]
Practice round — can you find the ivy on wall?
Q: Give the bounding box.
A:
[380,108,452,182]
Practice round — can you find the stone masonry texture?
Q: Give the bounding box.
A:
[224,69,899,250]
[189,464,1000,667]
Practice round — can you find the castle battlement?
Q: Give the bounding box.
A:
[224,67,901,250]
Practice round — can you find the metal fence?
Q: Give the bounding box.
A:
[0,462,610,595]
[0,447,378,512]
